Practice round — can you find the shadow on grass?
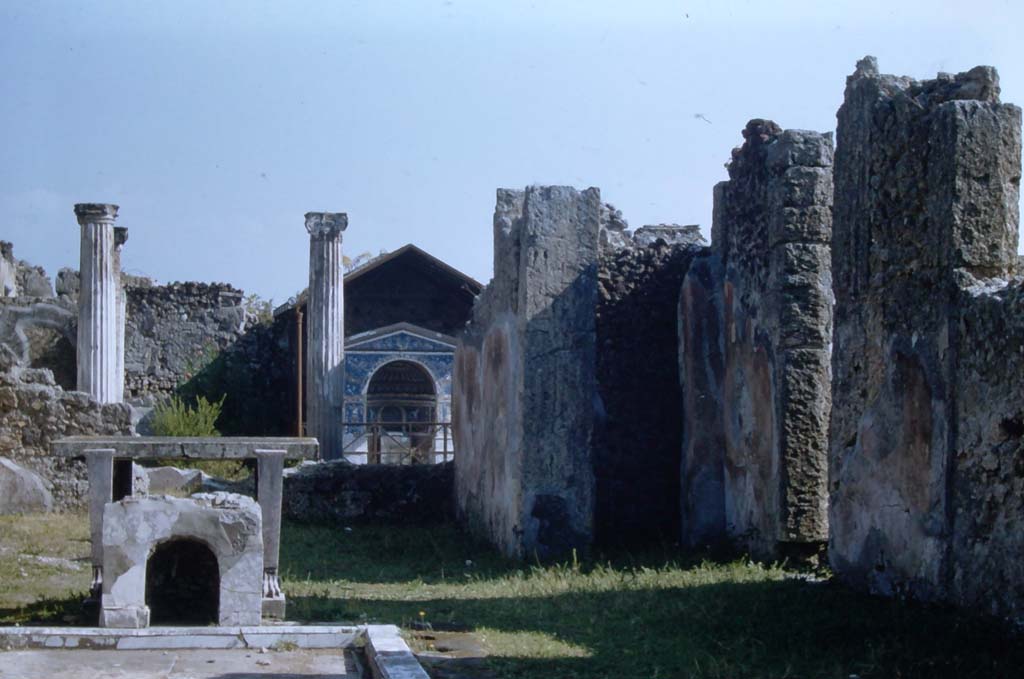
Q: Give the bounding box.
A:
[0,592,88,626]
[280,519,520,585]
[279,520,1024,679]
[279,519,724,586]
[289,579,1024,679]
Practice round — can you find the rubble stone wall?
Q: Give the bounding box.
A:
[594,237,703,547]
[829,57,1023,618]
[680,120,834,559]
[0,367,133,510]
[282,460,454,523]
[454,186,600,560]
[953,283,1024,618]
[123,280,248,397]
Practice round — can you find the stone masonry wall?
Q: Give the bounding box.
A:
[594,233,704,547]
[454,186,600,561]
[680,120,833,559]
[283,460,454,524]
[0,367,133,510]
[123,280,247,397]
[953,282,1024,618]
[829,58,1023,618]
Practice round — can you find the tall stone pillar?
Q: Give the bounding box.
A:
[304,212,347,458]
[113,227,128,403]
[74,203,123,403]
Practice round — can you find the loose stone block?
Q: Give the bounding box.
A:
[0,456,53,514]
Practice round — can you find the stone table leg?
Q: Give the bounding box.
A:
[256,449,286,619]
[85,449,115,602]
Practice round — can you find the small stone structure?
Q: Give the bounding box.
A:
[99,492,263,628]
[54,436,318,624]
[276,244,482,463]
[679,121,834,558]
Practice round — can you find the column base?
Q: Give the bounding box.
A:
[262,595,286,620]
[100,605,150,629]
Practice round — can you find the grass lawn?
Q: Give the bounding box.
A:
[2,513,1023,678]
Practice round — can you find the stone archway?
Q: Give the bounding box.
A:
[146,538,220,625]
[366,360,437,463]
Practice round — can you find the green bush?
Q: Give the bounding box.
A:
[150,395,226,437]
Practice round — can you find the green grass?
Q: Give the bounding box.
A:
[0,514,92,623]
[2,514,1023,678]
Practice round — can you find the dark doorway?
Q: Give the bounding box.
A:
[145,538,219,625]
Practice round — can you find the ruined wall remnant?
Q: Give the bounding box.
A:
[1,242,17,298]
[0,367,133,510]
[680,120,834,559]
[830,57,1023,618]
[953,284,1024,618]
[454,186,600,560]
[283,460,455,524]
[1,240,54,299]
[594,231,705,547]
[123,279,293,436]
[123,280,247,396]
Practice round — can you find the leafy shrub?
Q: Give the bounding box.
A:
[150,395,226,437]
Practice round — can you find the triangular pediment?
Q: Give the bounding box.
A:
[345,322,456,353]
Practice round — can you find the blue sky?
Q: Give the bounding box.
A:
[2,0,1022,302]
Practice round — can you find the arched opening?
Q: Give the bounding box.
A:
[366,360,437,463]
[145,538,219,625]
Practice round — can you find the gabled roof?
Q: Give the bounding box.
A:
[273,243,483,318]
[344,243,484,291]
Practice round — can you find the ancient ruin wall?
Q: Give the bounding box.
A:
[123,280,247,396]
[829,58,1023,617]
[594,235,704,547]
[454,186,599,560]
[0,367,132,509]
[680,121,833,558]
[954,283,1024,618]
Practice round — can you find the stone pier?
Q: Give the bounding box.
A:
[304,212,347,459]
[74,203,124,404]
[678,121,834,559]
[454,187,600,560]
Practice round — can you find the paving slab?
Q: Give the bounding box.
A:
[0,647,362,678]
[0,624,361,650]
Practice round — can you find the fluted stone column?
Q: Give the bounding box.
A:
[304,212,347,458]
[113,227,128,403]
[75,203,123,403]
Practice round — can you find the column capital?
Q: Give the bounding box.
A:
[305,212,348,238]
[74,203,119,224]
[114,227,129,248]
